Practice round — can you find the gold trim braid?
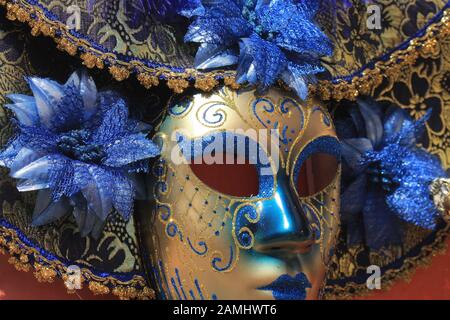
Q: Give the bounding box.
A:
[0,0,449,97]
[0,223,155,300]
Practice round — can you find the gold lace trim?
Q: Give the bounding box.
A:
[0,223,155,300]
[323,223,450,300]
[1,0,449,98]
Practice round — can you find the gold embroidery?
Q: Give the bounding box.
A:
[0,224,156,300]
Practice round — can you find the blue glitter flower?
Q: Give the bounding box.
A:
[88,0,201,21]
[182,0,333,99]
[336,98,446,250]
[0,70,160,237]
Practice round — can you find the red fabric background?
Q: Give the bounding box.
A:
[0,239,449,300]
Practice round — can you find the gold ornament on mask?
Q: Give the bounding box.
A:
[137,86,341,300]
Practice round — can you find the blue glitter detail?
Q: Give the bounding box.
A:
[0,71,160,236]
[234,204,259,248]
[187,237,208,256]
[152,265,166,300]
[175,268,188,300]
[17,0,450,86]
[166,222,178,237]
[158,260,173,300]
[293,136,341,186]
[158,204,171,221]
[211,245,234,272]
[181,0,333,98]
[194,279,205,300]
[176,131,275,199]
[171,277,182,299]
[252,98,304,147]
[257,272,312,300]
[239,231,252,247]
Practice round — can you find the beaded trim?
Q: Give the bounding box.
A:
[0,0,449,98]
[0,220,155,300]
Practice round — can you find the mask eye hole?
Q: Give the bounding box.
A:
[189,153,259,198]
[296,153,339,197]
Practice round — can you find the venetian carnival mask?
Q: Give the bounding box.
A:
[137,87,341,300]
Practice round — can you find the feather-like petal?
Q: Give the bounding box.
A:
[194,43,239,69]
[27,77,65,128]
[104,133,160,167]
[81,166,113,221]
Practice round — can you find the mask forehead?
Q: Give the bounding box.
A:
[158,87,329,169]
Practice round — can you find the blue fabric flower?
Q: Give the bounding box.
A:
[0,70,160,237]
[336,98,446,250]
[182,0,333,99]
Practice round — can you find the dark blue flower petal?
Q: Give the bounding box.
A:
[280,61,323,100]
[178,0,205,17]
[362,187,403,250]
[394,109,431,148]
[258,0,333,56]
[385,147,444,229]
[32,189,71,226]
[81,166,114,221]
[382,107,408,142]
[357,98,384,148]
[341,138,373,173]
[104,133,160,168]
[341,174,367,217]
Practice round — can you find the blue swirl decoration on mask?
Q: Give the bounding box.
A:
[187,237,208,256]
[168,96,193,117]
[180,0,334,99]
[335,98,447,250]
[233,203,261,249]
[0,70,160,237]
[157,203,171,221]
[211,245,235,272]
[252,97,305,150]
[196,102,228,127]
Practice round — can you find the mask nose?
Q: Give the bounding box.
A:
[253,171,312,254]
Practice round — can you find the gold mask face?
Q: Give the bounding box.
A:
[137,87,341,300]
